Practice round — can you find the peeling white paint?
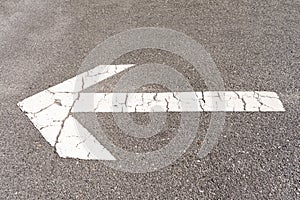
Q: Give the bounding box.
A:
[17,64,285,161]
[18,65,134,160]
[48,64,134,93]
[55,116,115,160]
[72,91,285,112]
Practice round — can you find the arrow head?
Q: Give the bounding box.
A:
[18,65,134,160]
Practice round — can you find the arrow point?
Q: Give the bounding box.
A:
[17,65,132,160]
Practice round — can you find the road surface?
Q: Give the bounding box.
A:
[0,0,299,199]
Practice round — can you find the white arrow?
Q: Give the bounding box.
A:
[18,64,285,160]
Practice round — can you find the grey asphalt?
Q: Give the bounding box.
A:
[0,0,299,199]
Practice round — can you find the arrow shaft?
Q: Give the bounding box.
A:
[72,91,285,112]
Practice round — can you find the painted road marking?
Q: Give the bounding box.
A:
[72,92,285,112]
[17,64,285,160]
[18,64,135,160]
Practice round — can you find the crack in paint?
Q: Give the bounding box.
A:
[53,93,80,152]
[85,91,285,113]
[195,92,204,111]
[165,98,169,112]
[235,92,246,111]
[53,76,85,152]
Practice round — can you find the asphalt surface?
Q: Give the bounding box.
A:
[0,0,299,199]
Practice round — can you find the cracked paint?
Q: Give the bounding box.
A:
[17,65,134,160]
[17,64,285,161]
[72,91,285,113]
